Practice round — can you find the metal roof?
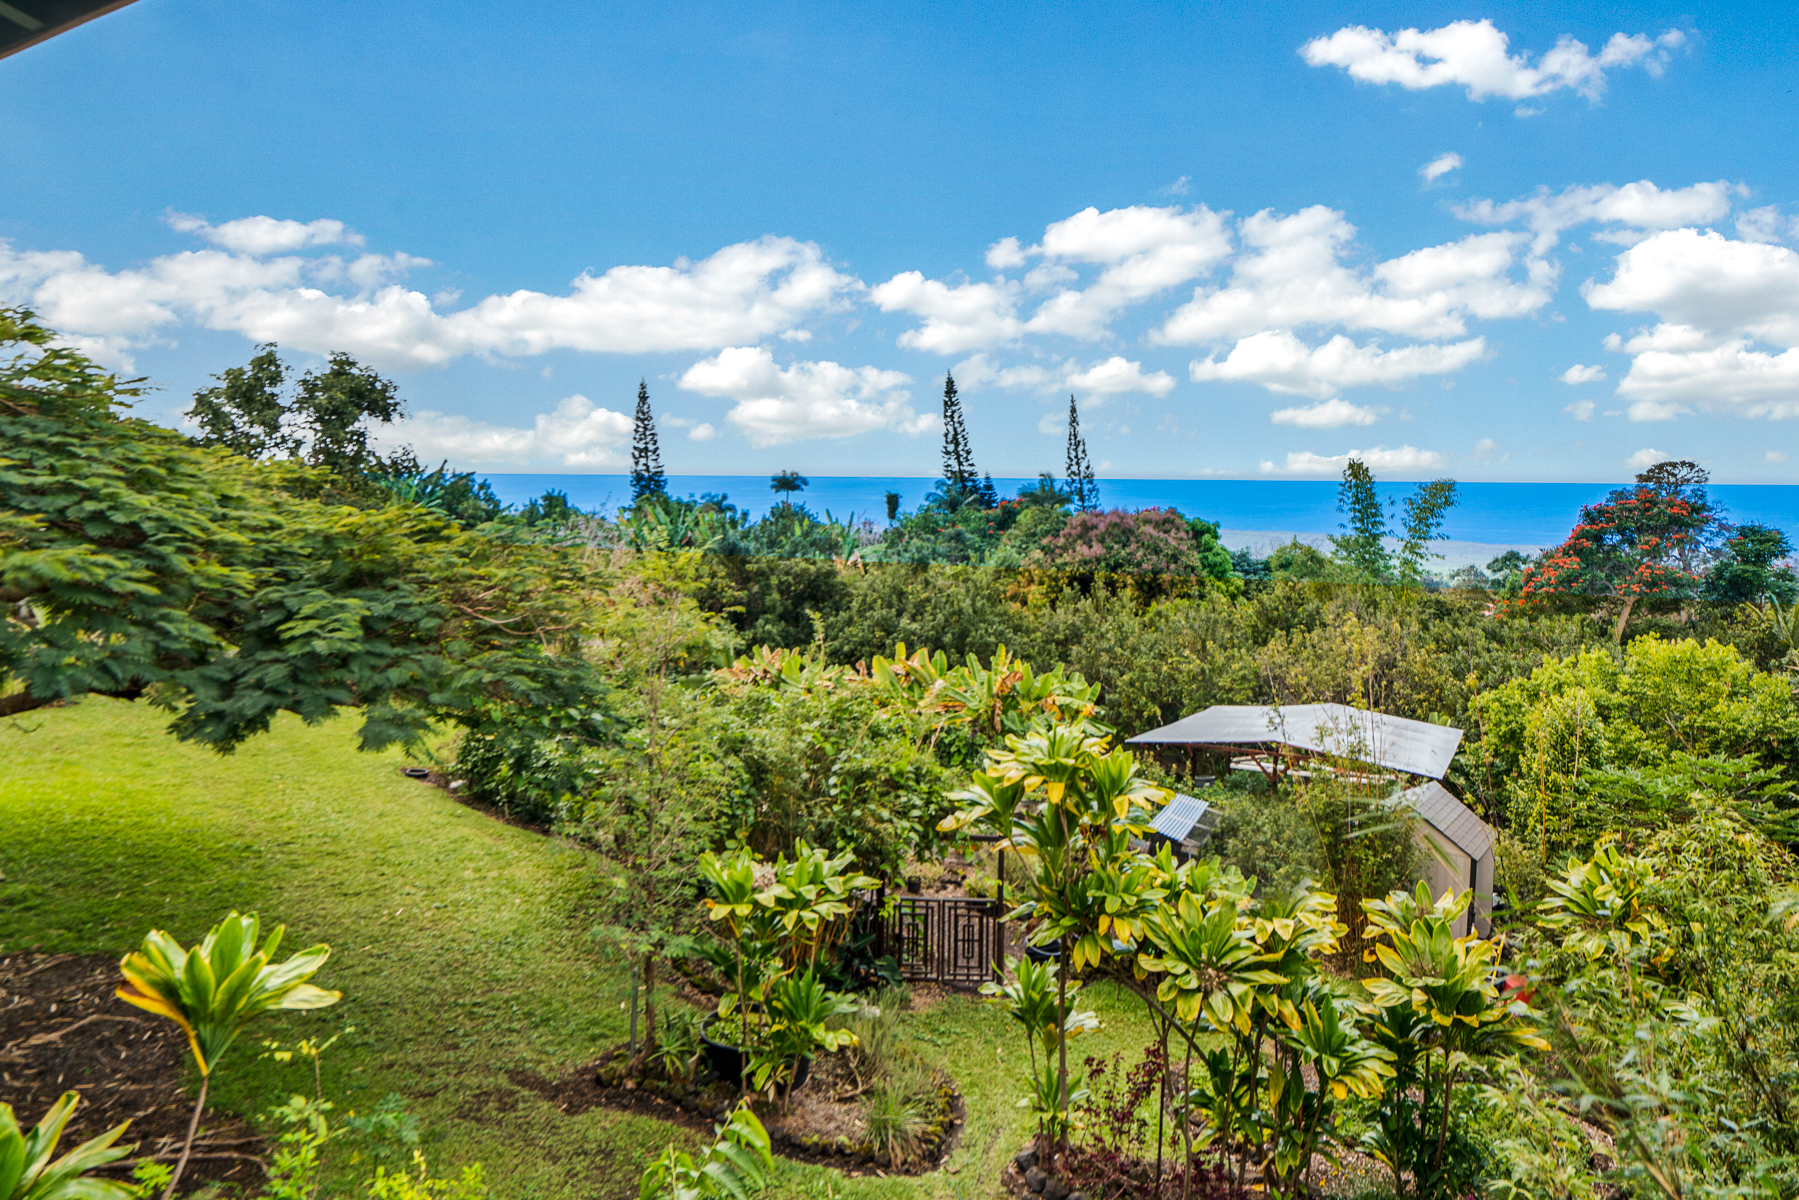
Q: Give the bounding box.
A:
[1402,781,1493,861]
[1125,703,1463,780]
[2,1,140,61]
[1150,793,1212,842]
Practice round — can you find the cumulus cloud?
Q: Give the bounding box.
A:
[1458,180,1735,254]
[953,352,1175,398]
[1628,448,1672,470]
[1260,445,1448,476]
[1420,153,1463,184]
[1469,437,1507,464]
[1561,363,1607,384]
[383,395,633,468]
[1300,19,1685,106]
[1564,400,1597,421]
[166,212,365,255]
[677,346,930,446]
[1767,450,1788,463]
[1187,330,1486,398]
[872,204,1230,351]
[1580,229,1799,418]
[1157,207,1551,345]
[1269,398,1381,427]
[0,225,859,371]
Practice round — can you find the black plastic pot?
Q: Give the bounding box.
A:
[699,1018,810,1093]
[1024,938,1063,965]
[401,767,431,780]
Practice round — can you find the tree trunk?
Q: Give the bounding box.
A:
[1056,943,1070,1151]
[161,1073,209,1200]
[1613,594,1638,644]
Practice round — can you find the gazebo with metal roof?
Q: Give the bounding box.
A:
[1127,704,1494,933]
[1126,702,1464,783]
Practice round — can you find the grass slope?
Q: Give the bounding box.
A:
[0,699,1159,1200]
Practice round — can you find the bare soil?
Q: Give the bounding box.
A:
[0,954,267,1189]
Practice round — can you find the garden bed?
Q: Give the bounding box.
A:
[510,1042,965,1176]
[0,953,266,1188]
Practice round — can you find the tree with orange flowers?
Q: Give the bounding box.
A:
[1519,460,1726,642]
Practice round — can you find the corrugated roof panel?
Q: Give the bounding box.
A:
[1151,793,1211,842]
[1126,703,1463,779]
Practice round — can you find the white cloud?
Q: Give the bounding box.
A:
[870,273,1024,354]
[1269,398,1381,427]
[1157,207,1551,345]
[1300,19,1685,104]
[1188,330,1486,398]
[1737,207,1798,245]
[1580,229,1799,418]
[1564,399,1597,421]
[1420,153,1463,184]
[1584,229,1799,347]
[688,422,717,441]
[1160,176,1193,197]
[677,346,930,446]
[1469,437,1507,464]
[166,212,365,255]
[1260,445,1448,476]
[1560,363,1607,384]
[382,395,633,468]
[952,353,1175,399]
[873,204,1230,351]
[0,227,859,371]
[1458,180,1735,254]
[985,237,1027,269]
[1767,450,1788,463]
[1628,448,1672,470]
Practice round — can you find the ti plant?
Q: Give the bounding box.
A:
[1360,883,1545,1199]
[117,912,342,1199]
[980,955,1099,1145]
[638,1102,773,1200]
[0,1092,137,1200]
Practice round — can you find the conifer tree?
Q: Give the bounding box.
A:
[940,371,977,494]
[1064,394,1096,512]
[630,380,666,502]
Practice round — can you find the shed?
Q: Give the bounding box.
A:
[1402,782,1495,936]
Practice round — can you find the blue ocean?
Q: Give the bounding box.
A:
[483,475,1799,557]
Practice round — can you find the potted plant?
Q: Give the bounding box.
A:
[697,843,873,1098]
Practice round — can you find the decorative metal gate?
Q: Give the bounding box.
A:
[877,895,1004,986]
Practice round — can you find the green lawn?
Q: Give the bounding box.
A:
[0,699,1159,1200]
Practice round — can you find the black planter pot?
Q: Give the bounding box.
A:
[1025,938,1063,965]
[699,1018,810,1093]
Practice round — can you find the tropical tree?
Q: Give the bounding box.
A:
[1065,394,1097,513]
[1704,523,1797,607]
[769,469,807,499]
[1331,460,1391,581]
[0,1093,138,1200]
[116,913,342,1198]
[1519,460,1726,640]
[1,309,610,750]
[631,380,667,502]
[940,372,978,498]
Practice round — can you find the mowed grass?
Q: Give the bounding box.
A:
[0,699,1162,1200]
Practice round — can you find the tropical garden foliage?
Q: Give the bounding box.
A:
[7,312,1799,1199]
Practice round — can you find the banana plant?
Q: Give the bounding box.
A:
[117,912,341,1200]
[638,1102,773,1200]
[0,1093,136,1200]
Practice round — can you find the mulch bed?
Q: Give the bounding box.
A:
[0,953,267,1189]
[507,1050,966,1178]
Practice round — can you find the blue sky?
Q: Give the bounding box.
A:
[4,0,1798,482]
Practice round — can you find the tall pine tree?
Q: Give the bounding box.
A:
[1064,393,1096,512]
[940,371,977,495]
[630,380,666,502]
